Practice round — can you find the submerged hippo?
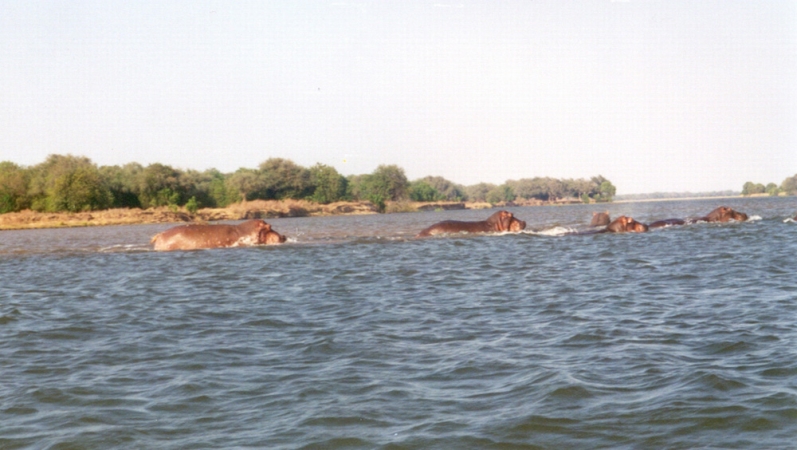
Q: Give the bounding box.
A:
[590,211,611,227]
[416,210,526,238]
[568,215,648,235]
[151,219,286,251]
[605,216,649,233]
[649,206,748,229]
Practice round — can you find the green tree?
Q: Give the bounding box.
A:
[100,163,143,208]
[596,180,616,202]
[179,169,223,208]
[464,183,496,202]
[258,158,313,200]
[185,196,199,214]
[347,165,409,212]
[369,164,409,201]
[506,178,545,200]
[765,182,780,196]
[205,170,236,207]
[742,181,766,196]
[486,184,515,204]
[136,163,185,208]
[27,154,112,212]
[417,176,466,201]
[309,163,347,204]
[226,168,261,202]
[0,161,30,213]
[780,174,797,195]
[408,180,441,202]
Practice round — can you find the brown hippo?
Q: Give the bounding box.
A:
[151,219,286,251]
[649,206,748,229]
[567,215,648,235]
[699,206,748,222]
[416,210,526,238]
[590,211,611,227]
[648,218,687,229]
[605,215,649,233]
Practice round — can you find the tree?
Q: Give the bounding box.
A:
[485,184,515,204]
[205,169,236,207]
[765,183,780,196]
[369,164,409,201]
[226,168,261,203]
[258,158,313,200]
[408,180,441,202]
[346,165,409,212]
[180,169,222,208]
[506,178,547,200]
[742,181,766,196]
[780,174,797,195]
[418,176,466,201]
[27,154,112,212]
[464,183,496,202]
[0,161,30,213]
[100,163,143,208]
[596,180,616,202]
[136,163,185,208]
[309,163,347,204]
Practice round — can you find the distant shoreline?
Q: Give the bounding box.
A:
[614,195,744,204]
[0,194,780,231]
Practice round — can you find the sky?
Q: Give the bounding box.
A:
[1,1,795,195]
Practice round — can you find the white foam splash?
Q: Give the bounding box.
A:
[530,226,577,237]
[783,218,795,223]
[98,244,151,253]
[746,215,762,222]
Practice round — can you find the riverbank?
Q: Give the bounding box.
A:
[0,199,501,231]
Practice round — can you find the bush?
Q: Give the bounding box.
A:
[408,181,441,202]
[0,161,30,213]
[310,164,347,204]
[185,196,199,214]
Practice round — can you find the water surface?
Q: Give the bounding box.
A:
[1,197,796,448]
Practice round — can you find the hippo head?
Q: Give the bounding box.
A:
[627,218,649,232]
[590,211,611,227]
[705,206,748,222]
[488,210,516,232]
[260,228,287,245]
[606,216,648,233]
[509,217,526,232]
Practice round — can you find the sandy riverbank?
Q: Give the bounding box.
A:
[0,199,501,231]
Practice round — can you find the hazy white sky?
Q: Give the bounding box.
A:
[1,1,795,194]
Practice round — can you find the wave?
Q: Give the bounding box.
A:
[522,226,578,237]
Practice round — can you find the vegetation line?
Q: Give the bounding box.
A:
[1,154,618,215]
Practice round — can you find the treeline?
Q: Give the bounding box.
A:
[615,190,739,201]
[0,154,617,214]
[741,174,797,196]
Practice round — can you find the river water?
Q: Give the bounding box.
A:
[1,197,796,449]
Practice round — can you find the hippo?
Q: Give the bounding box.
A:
[648,206,748,229]
[698,206,748,222]
[605,215,649,233]
[566,215,648,235]
[648,218,687,229]
[416,210,526,238]
[590,211,611,227]
[151,219,286,251]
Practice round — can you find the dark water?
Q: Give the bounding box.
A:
[1,197,796,449]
